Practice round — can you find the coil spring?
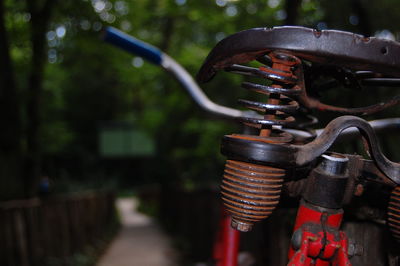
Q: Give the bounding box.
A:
[221,51,303,231]
[388,186,400,241]
[235,51,302,132]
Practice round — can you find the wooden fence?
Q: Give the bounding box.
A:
[0,191,118,266]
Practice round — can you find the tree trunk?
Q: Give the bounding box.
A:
[160,16,175,52]
[351,0,372,36]
[0,0,24,199]
[24,0,56,197]
[284,0,302,26]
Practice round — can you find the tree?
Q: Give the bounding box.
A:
[24,0,57,196]
[0,0,23,198]
[1,0,399,200]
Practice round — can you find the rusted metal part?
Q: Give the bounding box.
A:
[290,49,400,116]
[196,26,400,83]
[230,51,302,130]
[299,68,400,115]
[224,52,319,130]
[297,91,400,115]
[342,154,364,204]
[221,116,400,184]
[212,27,400,247]
[221,159,285,232]
[281,153,385,205]
[315,118,400,143]
[221,134,296,166]
[361,159,397,187]
[294,116,400,183]
[294,64,400,115]
[259,51,300,137]
[225,64,297,84]
[387,186,400,242]
[283,179,307,198]
[198,26,400,116]
[220,52,307,232]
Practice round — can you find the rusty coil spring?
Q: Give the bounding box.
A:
[221,160,285,232]
[388,186,400,241]
[226,50,302,131]
[221,51,302,231]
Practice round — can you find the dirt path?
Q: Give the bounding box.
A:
[97,198,177,266]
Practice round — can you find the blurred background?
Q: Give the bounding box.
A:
[1,0,400,265]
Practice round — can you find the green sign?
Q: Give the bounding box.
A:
[99,123,155,157]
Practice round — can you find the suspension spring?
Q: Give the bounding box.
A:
[388,186,400,241]
[221,51,303,232]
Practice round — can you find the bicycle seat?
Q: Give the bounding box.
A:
[197,26,400,82]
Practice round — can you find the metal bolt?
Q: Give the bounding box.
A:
[231,219,252,232]
[320,153,348,176]
[291,229,303,250]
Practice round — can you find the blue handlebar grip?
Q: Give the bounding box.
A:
[102,27,163,65]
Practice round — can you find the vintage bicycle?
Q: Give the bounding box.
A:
[103,26,400,266]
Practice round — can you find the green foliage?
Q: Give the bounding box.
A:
[3,0,400,193]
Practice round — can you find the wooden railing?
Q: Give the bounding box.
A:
[0,191,118,266]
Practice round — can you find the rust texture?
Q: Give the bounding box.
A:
[197,26,400,83]
[387,186,400,241]
[221,51,303,232]
[259,51,300,136]
[221,160,284,232]
[230,51,302,130]
[197,26,400,116]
